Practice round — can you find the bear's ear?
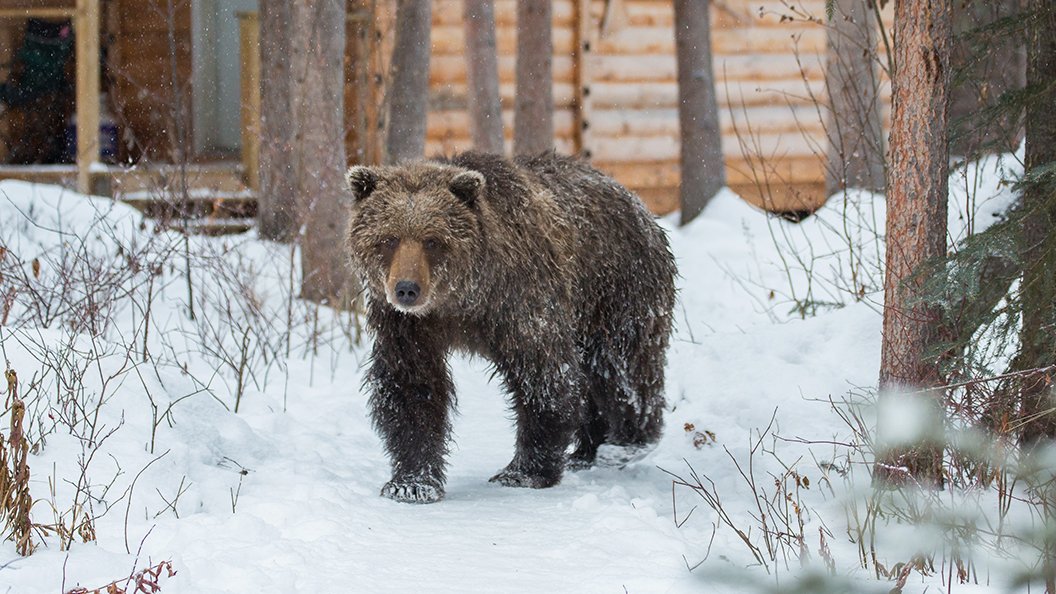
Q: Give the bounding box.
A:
[345,166,379,202]
[449,170,485,205]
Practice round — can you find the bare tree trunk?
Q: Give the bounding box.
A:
[514,0,553,156]
[824,0,885,196]
[292,0,350,305]
[949,0,1027,158]
[876,0,952,487]
[1016,1,1056,444]
[258,0,297,241]
[464,0,504,153]
[386,0,432,164]
[673,0,724,226]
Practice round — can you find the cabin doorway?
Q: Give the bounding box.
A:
[191,0,257,157]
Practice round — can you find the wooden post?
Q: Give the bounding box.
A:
[75,0,100,195]
[239,11,260,192]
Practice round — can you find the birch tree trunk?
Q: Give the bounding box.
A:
[514,0,553,156]
[386,0,432,164]
[824,0,885,195]
[673,0,725,225]
[257,0,297,241]
[876,0,952,487]
[464,0,505,153]
[292,0,350,305]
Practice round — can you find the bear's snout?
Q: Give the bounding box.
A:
[394,280,421,306]
[385,239,432,312]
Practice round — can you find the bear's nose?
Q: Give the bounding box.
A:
[394,280,421,306]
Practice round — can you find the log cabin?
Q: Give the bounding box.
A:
[0,0,893,222]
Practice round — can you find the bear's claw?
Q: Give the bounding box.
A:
[381,479,444,503]
[489,468,560,489]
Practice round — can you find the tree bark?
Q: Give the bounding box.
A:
[1016,1,1056,444]
[824,0,885,196]
[514,0,553,156]
[258,0,298,241]
[876,0,953,487]
[673,0,725,226]
[464,0,505,154]
[292,0,351,305]
[949,0,1027,158]
[386,0,432,164]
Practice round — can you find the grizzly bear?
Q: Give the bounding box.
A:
[345,151,676,503]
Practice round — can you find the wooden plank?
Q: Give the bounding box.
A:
[0,8,76,18]
[76,0,100,194]
[426,109,576,139]
[593,26,827,56]
[588,105,827,137]
[238,11,260,191]
[430,54,576,85]
[589,53,825,84]
[426,136,577,156]
[430,25,576,55]
[590,130,824,164]
[589,78,829,110]
[735,182,828,214]
[433,0,576,26]
[430,82,578,109]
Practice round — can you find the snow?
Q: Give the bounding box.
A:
[0,150,1028,593]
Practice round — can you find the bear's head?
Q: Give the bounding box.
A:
[345,163,486,316]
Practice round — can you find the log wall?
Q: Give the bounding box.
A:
[415,0,894,214]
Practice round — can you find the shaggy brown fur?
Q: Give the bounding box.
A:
[345,151,676,503]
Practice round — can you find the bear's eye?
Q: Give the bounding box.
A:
[422,238,441,252]
[377,237,398,252]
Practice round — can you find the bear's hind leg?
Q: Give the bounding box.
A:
[490,341,583,488]
[567,396,606,470]
[586,316,669,467]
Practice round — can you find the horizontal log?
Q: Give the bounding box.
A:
[431,82,577,110]
[0,8,75,18]
[595,157,827,189]
[431,26,577,56]
[593,26,826,56]
[587,105,827,137]
[588,131,825,164]
[589,54,826,83]
[431,55,576,85]
[433,0,576,27]
[426,137,578,156]
[592,162,829,214]
[588,79,830,110]
[735,182,829,213]
[426,109,576,140]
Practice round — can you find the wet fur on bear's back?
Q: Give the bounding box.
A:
[345,151,677,503]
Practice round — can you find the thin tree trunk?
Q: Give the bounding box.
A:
[464,0,504,154]
[386,0,432,164]
[514,0,553,156]
[876,0,953,487]
[673,0,724,226]
[949,0,1027,158]
[824,0,885,196]
[292,0,350,305]
[258,0,297,241]
[1016,1,1056,444]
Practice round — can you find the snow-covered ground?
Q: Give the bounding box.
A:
[0,151,1025,593]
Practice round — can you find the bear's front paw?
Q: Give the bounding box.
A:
[489,466,561,489]
[381,479,444,503]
